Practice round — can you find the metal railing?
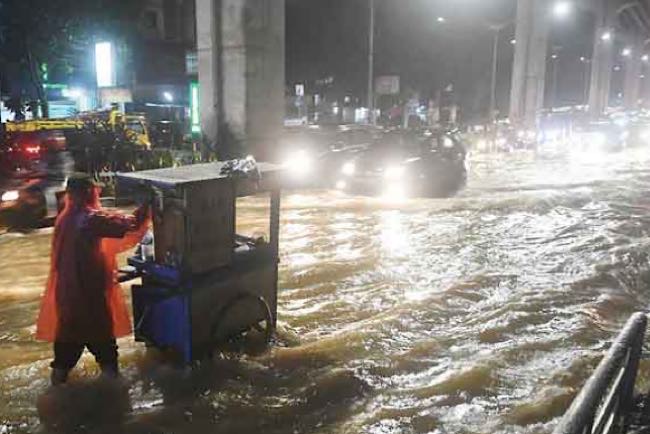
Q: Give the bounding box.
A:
[553,312,647,434]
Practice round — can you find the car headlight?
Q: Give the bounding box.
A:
[591,132,607,148]
[384,166,406,181]
[1,190,19,202]
[341,162,356,176]
[641,129,650,142]
[283,150,313,177]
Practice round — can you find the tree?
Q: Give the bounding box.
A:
[0,0,143,118]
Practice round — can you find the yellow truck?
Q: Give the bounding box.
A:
[4,108,152,149]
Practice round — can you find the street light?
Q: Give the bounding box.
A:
[601,31,612,42]
[622,48,632,57]
[437,16,446,23]
[553,1,572,19]
[642,54,649,62]
[163,91,174,103]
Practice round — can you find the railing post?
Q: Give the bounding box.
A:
[553,313,648,434]
[620,314,647,433]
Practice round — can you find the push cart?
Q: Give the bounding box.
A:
[117,161,282,364]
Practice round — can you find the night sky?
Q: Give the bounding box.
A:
[286,0,596,120]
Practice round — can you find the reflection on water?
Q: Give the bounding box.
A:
[3,150,650,433]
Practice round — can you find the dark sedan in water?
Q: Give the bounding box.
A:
[323,130,467,199]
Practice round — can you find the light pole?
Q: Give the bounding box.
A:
[550,47,562,109]
[580,57,592,106]
[488,24,507,124]
[367,0,375,125]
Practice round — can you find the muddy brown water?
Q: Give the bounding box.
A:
[2,150,650,433]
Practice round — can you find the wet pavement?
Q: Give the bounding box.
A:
[3,149,650,433]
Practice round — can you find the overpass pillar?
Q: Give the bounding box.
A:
[196,0,220,150]
[196,0,285,158]
[588,0,616,118]
[623,33,644,110]
[509,0,549,129]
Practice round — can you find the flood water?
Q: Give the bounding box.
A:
[3,150,650,433]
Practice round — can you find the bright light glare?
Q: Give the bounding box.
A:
[95,42,114,88]
[335,180,347,190]
[283,150,313,178]
[342,162,356,176]
[553,1,571,18]
[641,129,650,142]
[384,166,406,181]
[591,132,607,148]
[437,17,446,23]
[381,184,408,202]
[1,190,19,202]
[622,48,632,57]
[62,88,84,99]
[544,130,561,141]
[163,92,174,102]
[601,32,612,42]
[613,117,628,127]
[643,55,649,62]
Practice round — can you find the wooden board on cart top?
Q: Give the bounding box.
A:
[117,161,283,195]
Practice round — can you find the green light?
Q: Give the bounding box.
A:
[43,83,68,90]
[41,63,49,82]
[190,81,200,134]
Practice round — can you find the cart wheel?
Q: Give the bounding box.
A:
[210,293,274,352]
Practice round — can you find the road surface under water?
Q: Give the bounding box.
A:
[2,150,650,433]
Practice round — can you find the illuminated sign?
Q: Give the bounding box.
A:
[95,42,115,88]
[190,81,200,134]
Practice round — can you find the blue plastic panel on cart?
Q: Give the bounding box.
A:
[132,286,192,363]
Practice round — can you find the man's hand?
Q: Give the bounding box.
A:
[133,184,154,207]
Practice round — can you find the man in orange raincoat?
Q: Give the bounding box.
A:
[36,174,150,385]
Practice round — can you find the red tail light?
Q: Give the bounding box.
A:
[25,145,41,155]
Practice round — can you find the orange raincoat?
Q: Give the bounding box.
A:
[36,191,149,343]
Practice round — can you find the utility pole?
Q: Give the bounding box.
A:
[581,57,591,106]
[489,26,501,124]
[367,0,375,125]
[551,46,562,109]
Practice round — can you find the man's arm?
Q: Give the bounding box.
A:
[86,204,152,255]
[85,205,149,239]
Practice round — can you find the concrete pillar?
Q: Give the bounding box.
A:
[623,34,644,110]
[509,0,549,129]
[588,0,616,118]
[195,0,220,148]
[196,0,285,158]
